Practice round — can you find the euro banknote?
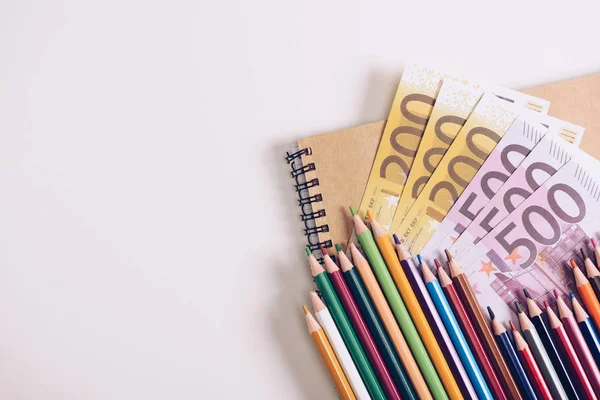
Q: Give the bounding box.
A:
[449,118,584,260]
[390,81,484,234]
[357,64,481,230]
[455,150,600,322]
[419,111,549,264]
[393,90,549,255]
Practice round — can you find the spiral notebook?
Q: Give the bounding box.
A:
[285,72,600,252]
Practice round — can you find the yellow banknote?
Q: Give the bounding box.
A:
[389,81,484,234]
[394,90,549,255]
[356,64,480,230]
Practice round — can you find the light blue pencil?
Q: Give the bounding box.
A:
[421,256,493,400]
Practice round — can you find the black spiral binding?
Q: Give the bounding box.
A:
[286,147,332,261]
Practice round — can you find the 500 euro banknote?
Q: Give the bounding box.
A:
[456,150,600,322]
[419,111,549,264]
[449,118,584,260]
[393,90,549,255]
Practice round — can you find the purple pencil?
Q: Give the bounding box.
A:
[393,235,477,399]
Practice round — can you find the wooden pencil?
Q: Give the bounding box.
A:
[423,259,493,400]
[488,307,537,400]
[582,247,600,302]
[394,241,476,400]
[351,207,447,400]
[438,265,507,400]
[509,320,553,400]
[524,290,580,400]
[367,211,462,400]
[307,248,386,400]
[349,242,433,400]
[446,250,523,400]
[556,291,600,396]
[572,293,600,367]
[572,258,600,332]
[322,248,402,400]
[304,305,357,400]
[336,245,418,400]
[545,301,597,400]
[311,292,371,400]
[515,301,569,400]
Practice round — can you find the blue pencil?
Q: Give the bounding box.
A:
[421,257,493,400]
[572,293,600,367]
[488,307,538,400]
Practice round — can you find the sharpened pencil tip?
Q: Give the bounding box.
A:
[553,289,559,299]
[305,247,312,257]
[302,305,309,315]
[445,249,453,262]
[592,237,598,248]
[524,288,531,299]
[335,244,342,253]
[509,320,517,331]
[570,259,578,269]
[434,259,442,269]
[570,293,575,299]
[366,210,374,221]
[543,300,550,309]
[349,206,357,216]
[417,254,423,265]
[393,234,401,245]
[487,306,495,320]
[515,301,523,313]
[320,245,328,256]
[581,248,587,260]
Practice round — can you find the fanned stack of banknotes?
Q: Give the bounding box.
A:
[355,64,597,322]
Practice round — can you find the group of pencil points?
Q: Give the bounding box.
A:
[301,207,600,400]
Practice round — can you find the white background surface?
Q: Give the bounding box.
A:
[2,1,600,399]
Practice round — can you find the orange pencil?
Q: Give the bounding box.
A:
[304,305,356,400]
[572,259,600,332]
[367,211,462,400]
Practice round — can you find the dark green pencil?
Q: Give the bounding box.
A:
[336,244,418,400]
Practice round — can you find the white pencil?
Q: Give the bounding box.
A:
[311,291,371,400]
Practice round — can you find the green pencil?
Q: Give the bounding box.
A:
[306,248,386,400]
[350,207,448,400]
[337,244,418,400]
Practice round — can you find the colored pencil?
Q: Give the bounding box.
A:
[509,320,553,400]
[350,207,447,400]
[593,237,600,267]
[438,265,507,400]
[515,301,569,400]
[322,248,402,400]
[422,258,493,400]
[311,292,371,400]
[545,301,597,400]
[572,293,600,367]
[582,247,600,303]
[446,250,522,400]
[337,244,418,400]
[488,307,537,400]
[304,306,357,400]
[572,258,600,332]
[349,243,433,400]
[394,242,476,400]
[367,211,461,400]
[556,291,600,396]
[307,248,386,400]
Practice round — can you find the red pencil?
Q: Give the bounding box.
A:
[321,247,402,400]
[436,261,508,400]
[545,301,597,400]
[555,290,600,396]
[509,320,553,400]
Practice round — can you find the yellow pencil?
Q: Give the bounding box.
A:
[367,211,463,400]
[304,305,356,400]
